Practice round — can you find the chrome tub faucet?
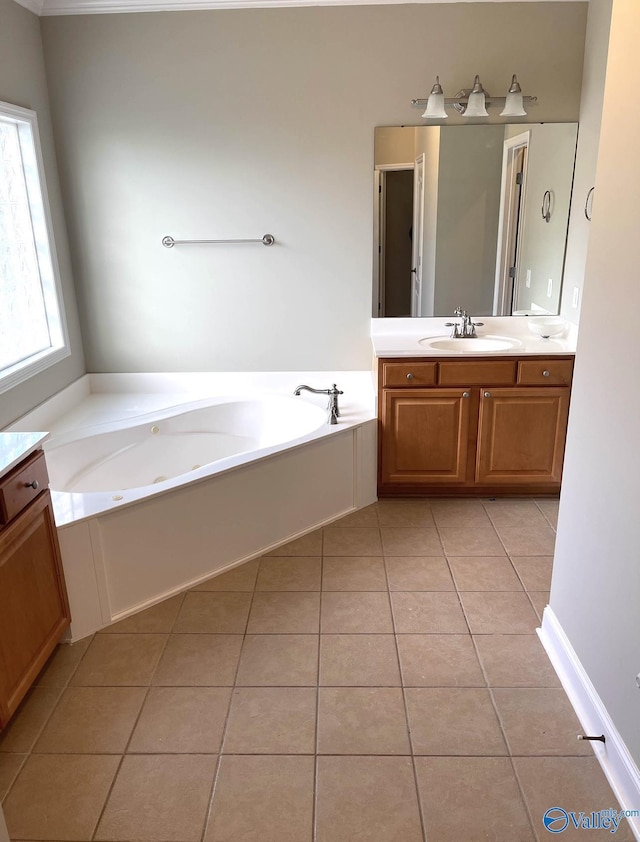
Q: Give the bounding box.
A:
[293,384,343,425]
[446,306,484,338]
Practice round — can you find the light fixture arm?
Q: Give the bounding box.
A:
[411,94,538,110]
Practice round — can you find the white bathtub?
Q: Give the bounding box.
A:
[12,372,377,640]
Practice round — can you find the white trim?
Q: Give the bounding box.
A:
[538,606,640,841]
[13,0,45,12]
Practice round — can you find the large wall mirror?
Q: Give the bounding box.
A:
[373,123,578,318]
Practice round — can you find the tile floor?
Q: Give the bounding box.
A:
[0,497,634,841]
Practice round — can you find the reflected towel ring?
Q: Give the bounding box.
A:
[585,186,595,221]
[541,190,552,223]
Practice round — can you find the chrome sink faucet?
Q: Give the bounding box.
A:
[446,307,484,339]
[293,383,343,425]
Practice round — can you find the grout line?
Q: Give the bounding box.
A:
[312,532,325,842]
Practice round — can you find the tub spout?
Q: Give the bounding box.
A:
[293,384,343,425]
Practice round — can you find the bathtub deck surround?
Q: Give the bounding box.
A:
[0,497,634,842]
[9,372,377,641]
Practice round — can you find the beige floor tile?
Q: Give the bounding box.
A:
[460,591,540,634]
[315,756,423,842]
[265,530,323,556]
[173,592,252,634]
[514,756,635,841]
[322,527,382,556]
[535,498,559,529]
[439,526,506,556]
[429,498,492,527]
[95,754,217,842]
[35,637,93,687]
[247,592,320,634]
[474,635,560,687]
[4,753,119,841]
[495,525,557,556]
[377,499,435,527]
[331,504,379,527]
[70,634,167,686]
[317,687,410,754]
[0,752,26,799]
[385,556,454,591]
[128,687,231,753]
[191,559,259,591]
[256,556,321,591]
[322,556,387,591]
[397,634,485,687]
[319,634,400,686]
[391,592,468,634]
[34,686,146,754]
[493,688,592,756]
[0,687,62,753]
[99,594,184,634]
[321,591,393,633]
[449,556,523,591]
[223,687,316,754]
[484,498,550,528]
[511,556,554,591]
[406,688,507,755]
[380,527,443,556]
[529,591,550,621]
[415,756,535,841]
[236,635,318,686]
[152,634,242,686]
[204,755,314,842]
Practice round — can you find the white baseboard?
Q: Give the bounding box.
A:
[539,607,640,840]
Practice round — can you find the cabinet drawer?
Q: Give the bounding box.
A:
[382,362,437,388]
[0,450,49,526]
[438,361,516,386]
[517,359,573,386]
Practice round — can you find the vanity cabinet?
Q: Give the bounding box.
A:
[0,449,70,728]
[378,356,573,496]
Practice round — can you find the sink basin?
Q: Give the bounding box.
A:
[418,335,522,352]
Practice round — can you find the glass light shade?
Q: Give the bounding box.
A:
[464,91,488,117]
[500,74,527,117]
[422,76,448,119]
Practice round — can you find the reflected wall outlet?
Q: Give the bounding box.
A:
[636,673,640,689]
[547,278,553,298]
[572,287,580,309]
[526,269,531,288]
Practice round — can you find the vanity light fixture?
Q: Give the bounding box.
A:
[414,74,536,118]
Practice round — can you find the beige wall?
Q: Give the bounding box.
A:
[551,0,640,765]
[40,2,587,373]
[0,0,84,426]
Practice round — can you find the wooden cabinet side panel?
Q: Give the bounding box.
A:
[0,492,70,726]
[476,387,570,485]
[380,389,471,485]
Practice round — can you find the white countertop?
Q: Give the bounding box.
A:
[0,432,50,479]
[371,316,578,358]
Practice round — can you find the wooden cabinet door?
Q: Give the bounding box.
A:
[476,387,570,486]
[0,491,70,727]
[380,389,472,486]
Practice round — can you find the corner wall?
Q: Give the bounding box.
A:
[40,2,587,373]
[0,0,85,427]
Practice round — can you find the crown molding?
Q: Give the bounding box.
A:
[12,0,586,17]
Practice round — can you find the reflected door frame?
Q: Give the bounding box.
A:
[373,162,414,317]
[493,130,530,315]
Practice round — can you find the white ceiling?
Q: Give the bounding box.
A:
[15,0,587,18]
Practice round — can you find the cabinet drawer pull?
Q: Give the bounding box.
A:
[484,391,491,398]
[542,370,550,377]
[24,480,39,490]
[406,373,414,381]
[462,391,470,398]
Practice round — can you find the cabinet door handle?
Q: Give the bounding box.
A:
[462,391,470,398]
[484,391,491,398]
[542,370,550,377]
[406,373,414,381]
[24,480,39,490]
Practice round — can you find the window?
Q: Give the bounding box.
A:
[0,100,69,394]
